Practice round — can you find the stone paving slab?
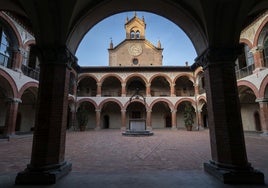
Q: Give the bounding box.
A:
[0,129,268,187]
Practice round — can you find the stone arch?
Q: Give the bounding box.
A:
[101,75,122,97]
[125,73,148,85]
[0,12,22,47]
[0,68,18,98]
[237,80,259,98]
[124,100,148,111]
[174,98,195,110]
[149,73,172,85]
[77,98,98,109]
[240,38,253,49]
[253,16,268,46]
[78,74,99,84]
[99,98,123,110]
[174,73,195,84]
[150,100,174,129]
[18,81,39,98]
[149,98,174,110]
[67,1,207,55]
[17,85,38,133]
[259,74,268,98]
[77,75,97,97]
[100,73,123,84]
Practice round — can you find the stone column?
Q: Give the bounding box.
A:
[13,48,23,71]
[170,83,176,97]
[171,110,177,129]
[194,84,199,95]
[121,109,126,130]
[146,109,152,130]
[256,98,268,135]
[95,109,101,130]
[251,47,265,72]
[16,46,75,185]
[146,84,151,97]
[121,83,126,97]
[4,98,21,136]
[195,47,264,184]
[96,82,102,97]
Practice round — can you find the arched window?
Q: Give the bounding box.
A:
[263,36,268,67]
[130,31,135,39]
[0,26,11,68]
[132,58,138,65]
[244,45,254,66]
[136,31,140,39]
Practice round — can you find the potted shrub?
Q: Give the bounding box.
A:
[183,103,194,131]
[76,105,89,131]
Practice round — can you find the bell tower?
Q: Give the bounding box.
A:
[125,12,146,40]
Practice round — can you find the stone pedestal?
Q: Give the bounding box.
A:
[16,162,72,185]
[204,161,264,184]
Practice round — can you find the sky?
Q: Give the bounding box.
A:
[75,11,197,67]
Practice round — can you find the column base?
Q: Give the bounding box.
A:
[15,161,72,185]
[204,161,264,184]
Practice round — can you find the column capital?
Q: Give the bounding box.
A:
[256,98,268,103]
[6,97,22,103]
[192,46,242,70]
[35,45,78,70]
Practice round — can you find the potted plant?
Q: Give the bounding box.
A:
[183,103,194,131]
[76,105,89,131]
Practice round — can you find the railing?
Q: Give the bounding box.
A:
[21,64,40,80]
[235,64,255,80]
[102,90,121,97]
[151,90,170,96]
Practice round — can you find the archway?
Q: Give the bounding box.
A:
[101,76,122,97]
[17,87,37,133]
[126,76,146,97]
[101,101,121,129]
[238,85,259,131]
[150,76,170,97]
[151,101,171,129]
[175,76,194,96]
[77,76,97,97]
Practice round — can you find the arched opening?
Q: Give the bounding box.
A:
[126,77,146,97]
[238,85,259,131]
[126,101,146,129]
[176,101,196,130]
[77,77,97,97]
[196,72,205,94]
[235,43,254,79]
[175,76,194,96]
[101,101,121,129]
[0,18,18,69]
[151,101,171,129]
[151,76,170,97]
[17,87,37,133]
[200,102,208,128]
[101,76,121,97]
[77,101,96,130]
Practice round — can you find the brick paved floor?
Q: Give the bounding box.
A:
[0,129,268,187]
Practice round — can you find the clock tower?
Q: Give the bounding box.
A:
[108,13,163,66]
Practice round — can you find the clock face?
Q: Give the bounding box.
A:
[128,44,142,56]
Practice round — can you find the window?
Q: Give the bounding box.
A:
[244,45,254,66]
[136,31,140,39]
[130,31,135,39]
[132,58,138,65]
[264,37,268,67]
[0,27,11,67]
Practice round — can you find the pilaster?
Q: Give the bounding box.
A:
[256,98,268,135]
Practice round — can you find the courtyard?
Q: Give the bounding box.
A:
[0,129,268,187]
